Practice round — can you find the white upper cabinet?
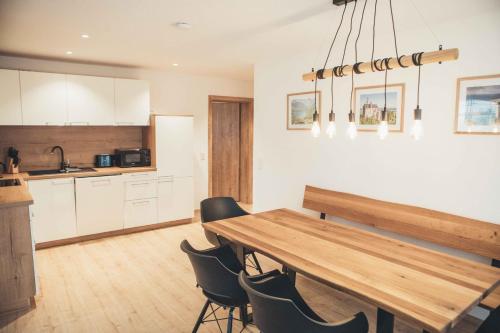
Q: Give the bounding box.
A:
[20,71,67,125]
[115,78,150,126]
[67,75,115,125]
[0,69,22,125]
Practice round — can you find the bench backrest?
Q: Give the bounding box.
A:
[303,185,500,260]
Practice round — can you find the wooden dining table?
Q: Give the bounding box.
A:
[202,208,500,333]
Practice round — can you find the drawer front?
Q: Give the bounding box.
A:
[125,179,157,200]
[122,171,157,182]
[124,198,158,228]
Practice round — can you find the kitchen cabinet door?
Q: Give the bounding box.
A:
[155,116,194,177]
[67,74,114,125]
[75,175,124,236]
[172,176,194,221]
[114,78,150,126]
[20,71,67,125]
[124,198,158,228]
[0,69,22,125]
[28,178,77,243]
[157,176,174,223]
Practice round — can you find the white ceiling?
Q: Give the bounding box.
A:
[0,0,498,81]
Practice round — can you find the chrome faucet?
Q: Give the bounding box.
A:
[50,146,67,170]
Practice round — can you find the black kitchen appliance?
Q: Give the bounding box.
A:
[114,148,151,168]
[95,154,113,168]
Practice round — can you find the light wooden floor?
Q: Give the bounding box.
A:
[0,219,482,333]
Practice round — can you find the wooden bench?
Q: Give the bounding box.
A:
[302,185,500,310]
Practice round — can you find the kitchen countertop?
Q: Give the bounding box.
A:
[0,167,157,209]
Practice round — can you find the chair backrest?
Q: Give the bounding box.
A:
[476,306,499,333]
[239,272,369,333]
[180,240,247,303]
[303,185,500,260]
[200,197,249,223]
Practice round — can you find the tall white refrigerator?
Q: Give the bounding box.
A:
[155,115,194,223]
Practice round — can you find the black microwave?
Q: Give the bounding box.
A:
[114,149,151,168]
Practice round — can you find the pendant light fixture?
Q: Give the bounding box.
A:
[311,72,321,138]
[377,66,389,140]
[411,53,424,140]
[302,0,458,143]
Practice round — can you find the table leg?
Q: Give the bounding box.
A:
[376,308,394,333]
[282,265,296,285]
[232,244,250,326]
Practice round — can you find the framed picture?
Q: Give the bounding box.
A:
[287,91,321,130]
[455,74,500,134]
[354,83,405,132]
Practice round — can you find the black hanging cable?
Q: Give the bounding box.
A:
[321,1,348,73]
[389,0,399,59]
[350,0,367,114]
[416,64,421,107]
[370,0,378,72]
[340,0,358,73]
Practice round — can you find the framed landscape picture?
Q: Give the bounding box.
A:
[287,91,321,130]
[354,83,405,132]
[455,74,500,134]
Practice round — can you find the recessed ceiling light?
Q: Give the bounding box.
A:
[175,22,191,29]
[172,63,179,67]
[66,51,73,55]
[81,34,90,39]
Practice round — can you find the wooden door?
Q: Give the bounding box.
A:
[211,102,241,200]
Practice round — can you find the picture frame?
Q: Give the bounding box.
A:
[455,74,500,135]
[353,83,405,132]
[287,91,321,130]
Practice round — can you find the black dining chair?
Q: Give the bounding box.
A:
[476,306,499,333]
[180,239,280,333]
[200,197,263,274]
[238,271,369,333]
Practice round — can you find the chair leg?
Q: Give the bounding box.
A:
[227,307,234,333]
[251,252,264,274]
[193,300,211,333]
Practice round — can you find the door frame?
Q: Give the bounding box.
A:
[208,95,254,204]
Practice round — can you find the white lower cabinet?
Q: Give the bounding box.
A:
[158,176,193,222]
[124,198,158,228]
[75,175,125,236]
[28,178,77,243]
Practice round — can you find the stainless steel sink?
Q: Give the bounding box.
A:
[28,168,96,176]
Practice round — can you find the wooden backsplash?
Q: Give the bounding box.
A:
[0,126,144,171]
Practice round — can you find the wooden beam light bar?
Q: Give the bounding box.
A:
[302,48,459,81]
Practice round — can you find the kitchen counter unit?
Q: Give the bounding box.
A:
[0,174,33,209]
[0,167,156,208]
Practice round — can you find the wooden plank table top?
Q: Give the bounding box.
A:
[203,208,500,333]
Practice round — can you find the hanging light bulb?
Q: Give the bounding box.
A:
[411,107,423,140]
[347,111,357,139]
[326,110,336,138]
[311,111,321,138]
[377,108,389,139]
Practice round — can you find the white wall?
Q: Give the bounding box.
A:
[0,55,253,206]
[254,7,499,318]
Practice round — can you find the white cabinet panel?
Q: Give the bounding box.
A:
[75,175,124,236]
[0,69,22,125]
[172,177,194,220]
[157,176,193,223]
[155,116,193,177]
[157,176,174,223]
[67,74,114,125]
[28,178,77,243]
[115,78,150,126]
[20,71,67,125]
[125,179,157,201]
[124,198,158,228]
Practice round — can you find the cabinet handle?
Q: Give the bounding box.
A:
[131,182,150,186]
[52,179,73,185]
[133,200,150,206]
[129,173,148,177]
[91,179,111,186]
[158,179,173,183]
